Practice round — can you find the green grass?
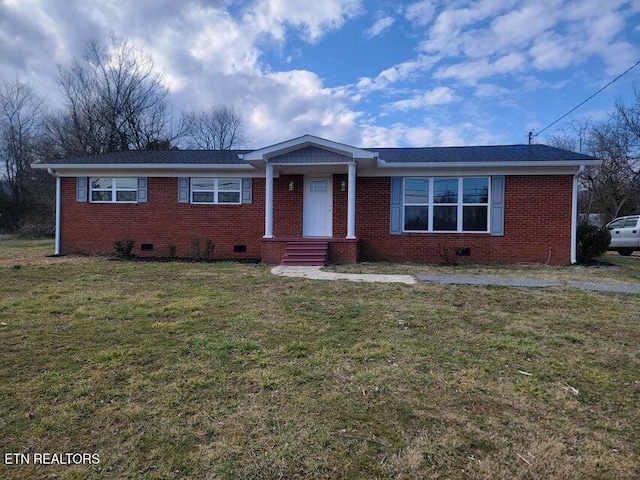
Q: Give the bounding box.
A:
[1,239,639,479]
[0,235,56,263]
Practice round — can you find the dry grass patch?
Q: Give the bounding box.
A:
[0,239,638,479]
[325,254,640,284]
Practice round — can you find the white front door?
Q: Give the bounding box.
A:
[303,177,332,237]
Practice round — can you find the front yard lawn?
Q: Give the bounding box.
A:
[1,239,639,479]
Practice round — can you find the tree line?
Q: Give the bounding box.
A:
[546,92,640,223]
[0,36,248,234]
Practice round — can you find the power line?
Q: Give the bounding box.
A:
[532,59,640,140]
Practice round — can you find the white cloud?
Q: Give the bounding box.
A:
[360,124,436,147]
[434,53,527,85]
[443,65,484,85]
[528,33,577,70]
[238,69,365,146]
[243,0,363,43]
[404,1,436,26]
[387,87,460,111]
[488,1,562,50]
[364,16,394,38]
[418,0,519,56]
[493,52,527,73]
[416,0,638,86]
[355,55,438,93]
[359,120,502,147]
[475,83,511,98]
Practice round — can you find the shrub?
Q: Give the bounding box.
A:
[576,225,610,263]
[113,238,136,257]
[168,244,177,258]
[190,237,201,260]
[437,242,458,265]
[190,237,214,260]
[204,239,215,260]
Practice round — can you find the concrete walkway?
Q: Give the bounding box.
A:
[271,265,640,294]
[270,265,417,284]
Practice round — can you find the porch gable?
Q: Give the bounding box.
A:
[268,146,351,164]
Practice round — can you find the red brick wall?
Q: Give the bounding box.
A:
[355,175,574,265]
[333,174,348,238]
[273,175,303,237]
[328,239,358,264]
[261,240,287,264]
[60,177,265,259]
[60,174,574,265]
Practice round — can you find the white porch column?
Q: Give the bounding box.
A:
[346,162,356,239]
[570,166,584,264]
[264,163,274,238]
[48,168,61,255]
[55,174,61,255]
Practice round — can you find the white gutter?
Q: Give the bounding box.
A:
[570,165,585,264]
[376,159,601,168]
[32,163,254,170]
[47,168,61,256]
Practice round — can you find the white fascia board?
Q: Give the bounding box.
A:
[376,159,600,169]
[32,162,255,170]
[33,164,257,179]
[40,165,260,178]
[242,134,376,161]
[268,160,356,167]
[358,165,586,177]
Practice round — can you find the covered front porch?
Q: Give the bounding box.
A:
[241,135,377,265]
[259,170,359,265]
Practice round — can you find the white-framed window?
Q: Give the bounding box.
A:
[309,180,328,193]
[90,177,138,203]
[403,177,490,233]
[404,178,429,231]
[190,178,241,204]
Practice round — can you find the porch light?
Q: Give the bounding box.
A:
[341,180,346,192]
[289,181,294,191]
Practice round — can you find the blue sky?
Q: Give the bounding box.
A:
[1,0,639,149]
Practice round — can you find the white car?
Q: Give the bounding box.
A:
[607,215,639,256]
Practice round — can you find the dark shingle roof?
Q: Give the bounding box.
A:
[38,149,250,165]
[369,144,596,163]
[34,144,596,166]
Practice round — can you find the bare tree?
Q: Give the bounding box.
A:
[0,77,55,233]
[583,113,640,220]
[547,119,591,153]
[0,78,44,187]
[616,88,640,149]
[53,35,173,156]
[546,113,640,222]
[547,130,579,152]
[181,105,249,149]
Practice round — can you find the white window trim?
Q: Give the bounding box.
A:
[190,178,242,205]
[402,177,491,233]
[460,177,490,233]
[89,177,138,203]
